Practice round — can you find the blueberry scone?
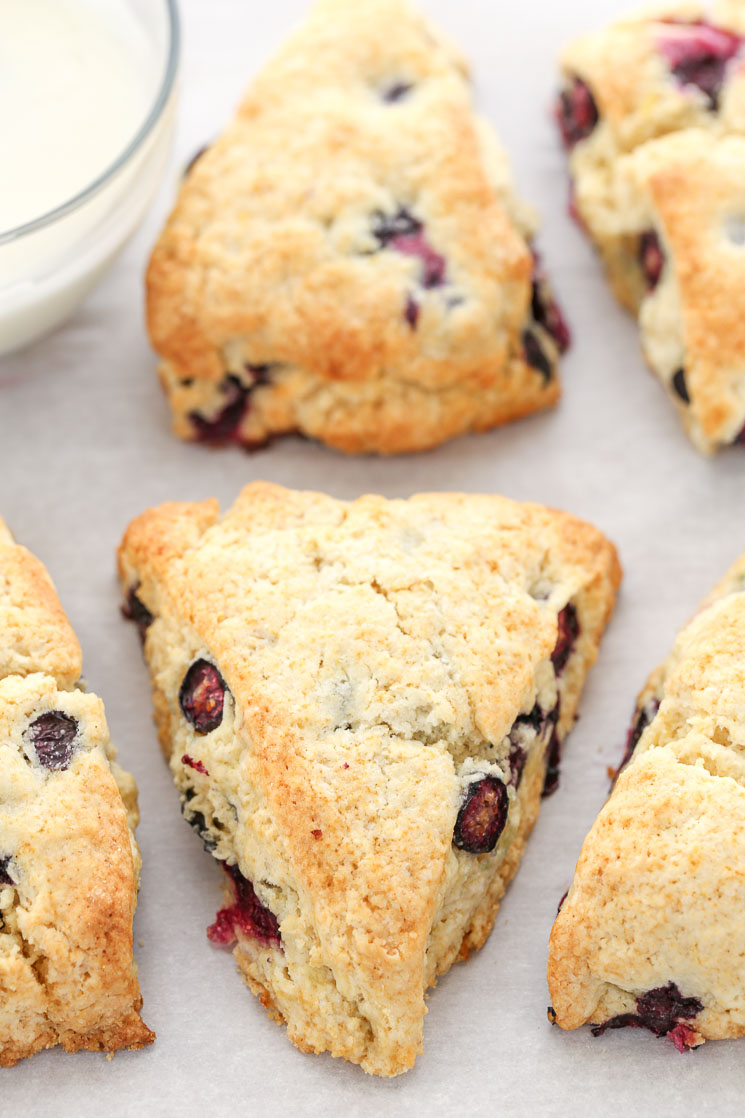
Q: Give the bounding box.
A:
[557,4,745,450]
[548,550,745,1050]
[146,0,568,456]
[0,519,153,1066]
[118,482,619,1076]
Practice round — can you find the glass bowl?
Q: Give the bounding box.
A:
[0,0,180,356]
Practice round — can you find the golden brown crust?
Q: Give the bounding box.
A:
[548,550,745,1045]
[146,0,564,455]
[0,517,82,687]
[0,526,153,1066]
[119,482,619,1075]
[559,5,745,450]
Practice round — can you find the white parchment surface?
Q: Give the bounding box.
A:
[2,0,745,1113]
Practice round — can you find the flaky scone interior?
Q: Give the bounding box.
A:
[0,518,153,1066]
[556,3,745,450]
[119,482,619,1076]
[147,0,568,456]
[549,551,745,1050]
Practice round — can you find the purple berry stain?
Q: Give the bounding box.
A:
[208,863,282,948]
[179,660,227,735]
[592,983,703,1050]
[556,78,599,147]
[453,775,509,854]
[26,712,78,771]
[182,753,209,775]
[659,20,742,109]
[640,230,665,290]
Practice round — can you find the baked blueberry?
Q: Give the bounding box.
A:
[592,982,703,1049]
[453,775,509,854]
[531,272,571,354]
[0,857,14,886]
[659,21,742,110]
[552,604,579,674]
[672,368,690,403]
[190,376,250,444]
[522,329,553,383]
[208,863,281,947]
[26,711,78,771]
[371,208,446,288]
[122,586,154,643]
[508,742,527,788]
[382,82,412,102]
[616,698,660,778]
[640,230,664,290]
[179,660,227,735]
[542,706,562,798]
[556,78,599,147]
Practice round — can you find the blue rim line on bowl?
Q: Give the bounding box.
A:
[0,0,181,246]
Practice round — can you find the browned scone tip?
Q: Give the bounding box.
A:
[0,517,153,1066]
[147,0,569,457]
[548,549,745,1051]
[118,482,618,1075]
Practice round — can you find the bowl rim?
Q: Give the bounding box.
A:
[0,0,180,246]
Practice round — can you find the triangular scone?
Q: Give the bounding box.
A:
[549,552,745,1049]
[118,483,619,1076]
[146,0,568,456]
[0,520,153,1066]
[556,5,745,450]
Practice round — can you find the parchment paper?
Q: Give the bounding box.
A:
[2,0,745,1113]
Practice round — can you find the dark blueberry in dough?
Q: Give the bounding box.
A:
[514,704,544,734]
[26,712,78,771]
[522,329,553,383]
[383,82,412,102]
[592,983,703,1049]
[672,368,690,404]
[508,703,546,788]
[0,857,14,886]
[531,276,571,354]
[122,586,154,643]
[372,207,422,245]
[615,698,660,780]
[405,294,420,328]
[556,78,599,147]
[552,603,579,675]
[181,791,217,852]
[371,208,447,288]
[179,660,227,735]
[453,775,509,854]
[640,230,665,290]
[207,863,281,947]
[508,741,527,788]
[541,707,562,797]
[190,368,269,445]
[659,21,742,110]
